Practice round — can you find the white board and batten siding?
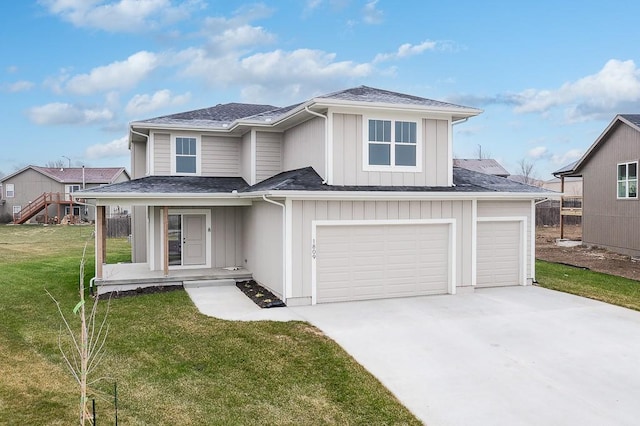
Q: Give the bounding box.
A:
[289,200,474,305]
[282,117,325,178]
[331,113,450,187]
[476,200,533,287]
[152,133,171,175]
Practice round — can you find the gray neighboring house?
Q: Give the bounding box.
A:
[78,86,551,304]
[554,114,640,257]
[453,158,510,177]
[0,166,130,223]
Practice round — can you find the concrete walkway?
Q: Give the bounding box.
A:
[186,284,640,426]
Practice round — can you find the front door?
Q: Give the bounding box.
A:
[167,213,206,266]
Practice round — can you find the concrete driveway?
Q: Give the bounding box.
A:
[289,286,640,426]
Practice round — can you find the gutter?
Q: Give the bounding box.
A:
[261,195,287,301]
[304,106,329,184]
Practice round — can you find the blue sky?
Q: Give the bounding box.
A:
[3,0,640,180]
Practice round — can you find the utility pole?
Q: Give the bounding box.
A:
[62,156,71,168]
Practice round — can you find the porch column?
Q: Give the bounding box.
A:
[560,176,565,239]
[163,206,169,276]
[96,206,106,279]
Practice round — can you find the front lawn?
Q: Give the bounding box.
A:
[0,225,419,425]
[536,260,640,311]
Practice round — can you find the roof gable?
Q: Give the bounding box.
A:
[1,165,128,184]
[556,114,640,176]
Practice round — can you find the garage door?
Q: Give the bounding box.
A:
[315,223,450,303]
[477,221,521,287]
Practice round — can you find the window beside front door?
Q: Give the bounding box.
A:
[617,161,638,199]
[5,184,15,198]
[364,117,421,171]
[174,136,199,175]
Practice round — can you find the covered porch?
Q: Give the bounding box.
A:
[95,262,252,295]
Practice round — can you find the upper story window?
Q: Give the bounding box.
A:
[364,117,421,171]
[5,184,14,198]
[617,161,638,199]
[175,137,198,174]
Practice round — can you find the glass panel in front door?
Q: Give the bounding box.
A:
[168,214,182,266]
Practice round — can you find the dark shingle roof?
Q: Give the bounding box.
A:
[137,103,278,127]
[1,166,127,184]
[241,167,549,193]
[620,114,640,128]
[319,86,477,111]
[79,176,248,194]
[453,159,510,177]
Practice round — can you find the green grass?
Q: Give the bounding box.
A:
[536,260,640,311]
[0,225,419,425]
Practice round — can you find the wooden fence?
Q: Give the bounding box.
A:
[536,200,581,226]
[107,216,131,238]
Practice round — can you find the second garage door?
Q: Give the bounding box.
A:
[315,223,451,303]
[476,221,522,287]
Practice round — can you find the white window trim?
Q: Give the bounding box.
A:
[617,161,638,199]
[13,205,21,214]
[362,114,423,172]
[170,134,202,176]
[5,183,15,198]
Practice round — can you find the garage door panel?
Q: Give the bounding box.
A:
[316,223,451,303]
[477,221,521,288]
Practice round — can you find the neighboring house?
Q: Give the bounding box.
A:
[507,175,545,187]
[543,176,583,195]
[0,166,130,223]
[453,158,510,177]
[78,86,550,305]
[554,114,640,256]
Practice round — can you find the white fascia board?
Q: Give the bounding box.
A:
[311,98,483,117]
[247,190,556,201]
[84,193,252,207]
[130,122,241,134]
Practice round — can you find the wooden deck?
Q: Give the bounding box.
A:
[95,263,252,294]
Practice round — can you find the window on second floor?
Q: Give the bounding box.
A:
[617,161,638,199]
[5,184,14,198]
[364,118,421,171]
[175,137,198,174]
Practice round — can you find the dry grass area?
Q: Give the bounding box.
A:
[0,224,420,425]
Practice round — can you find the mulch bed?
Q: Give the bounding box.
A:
[98,284,184,299]
[236,280,286,308]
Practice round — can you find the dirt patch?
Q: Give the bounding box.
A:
[536,225,640,281]
[236,280,286,308]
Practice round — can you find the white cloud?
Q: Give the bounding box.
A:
[528,146,549,159]
[4,81,34,92]
[85,135,129,159]
[362,0,383,24]
[64,51,159,95]
[125,89,191,115]
[551,149,583,167]
[515,59,640,121]
[210,25,275,52]
[39,0,203,32]
[27,102,113,125]
[178,47,372,102]
[374,40,440,63]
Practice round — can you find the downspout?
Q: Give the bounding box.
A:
[262,194,287,301]
[130,128,150,176]
[531,197,551,285]
[304,106,329,184]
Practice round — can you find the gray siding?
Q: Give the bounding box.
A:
[291,200,474,299]
[153,133,171,175]
[283,117,325,178]
[581,123,640,256]
[332,113,450,186]
[148,206,243,269]
[255,131,283,182]
[240,132,252,184]
[242,201,283,297]
[131,205,147,263]
[201,135,241,177]
[131,139,147,178]
[1,169,64,222]
[477,200,532,278]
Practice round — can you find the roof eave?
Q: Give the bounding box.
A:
[247,190,555,200]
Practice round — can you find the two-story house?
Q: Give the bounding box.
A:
[1,166,129,224]
[79,86,549,305]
